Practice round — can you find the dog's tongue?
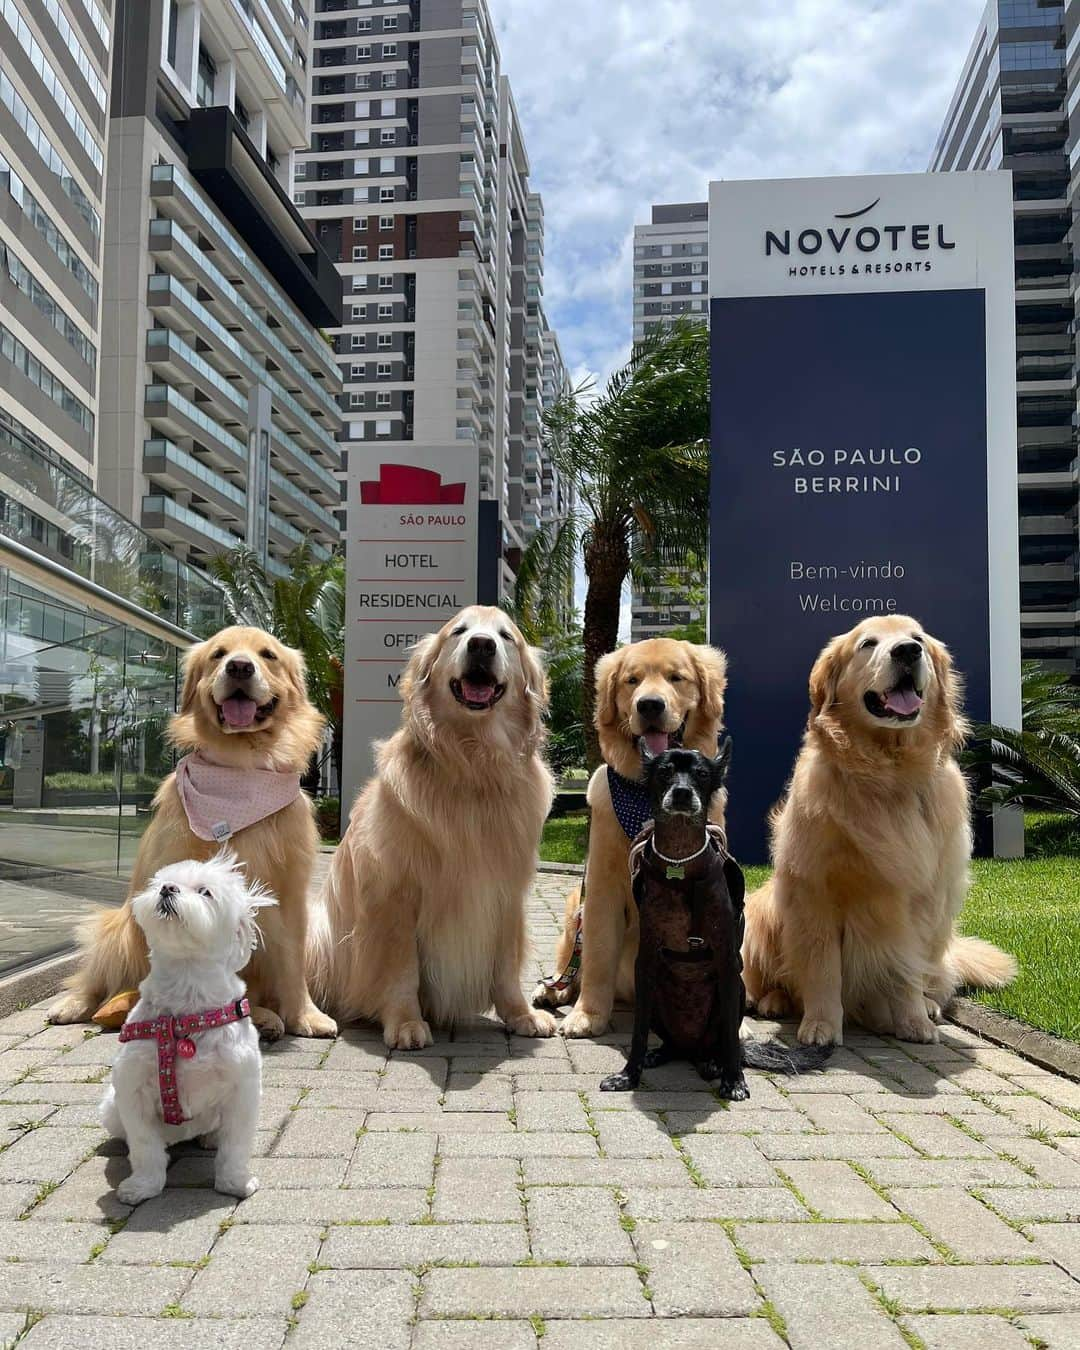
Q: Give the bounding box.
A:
[883,687,923,716]
[221,695,258,728]
[461,678,495,706]
[643,731,670,755]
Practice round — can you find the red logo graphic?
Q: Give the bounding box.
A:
[360,463,466,505]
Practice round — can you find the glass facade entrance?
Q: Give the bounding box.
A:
[0,416,226,976]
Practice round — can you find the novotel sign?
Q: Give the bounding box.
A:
[707,172,1022,862]
[765,199,957,261]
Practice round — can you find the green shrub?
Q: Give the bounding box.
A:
[43,772,162,794]
[314,796,340,841]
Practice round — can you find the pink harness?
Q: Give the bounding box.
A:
[174,752,301,843]
[119,998,251,1125]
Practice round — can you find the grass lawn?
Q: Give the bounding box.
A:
[539,811,1080,1043]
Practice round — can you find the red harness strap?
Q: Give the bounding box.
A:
[118,997,251,1125]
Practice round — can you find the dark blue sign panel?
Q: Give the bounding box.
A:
[709,288,989,862]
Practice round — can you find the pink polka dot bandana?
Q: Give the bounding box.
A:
[174,752,302,842]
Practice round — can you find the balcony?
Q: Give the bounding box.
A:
[144,384,247,469]
[143,439,246,521]
[142,494,244,554]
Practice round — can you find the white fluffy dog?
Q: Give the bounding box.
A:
[100,851,274,1204]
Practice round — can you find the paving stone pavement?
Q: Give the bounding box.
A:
[0,868,1078,1348]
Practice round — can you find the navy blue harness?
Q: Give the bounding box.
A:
[607,766,653,841]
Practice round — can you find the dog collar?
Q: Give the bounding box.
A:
[606,766,652,841]
[119,998,251,1125]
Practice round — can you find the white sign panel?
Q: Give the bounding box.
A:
[341,447,478,813]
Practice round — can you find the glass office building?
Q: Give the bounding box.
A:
[0,411,224,976]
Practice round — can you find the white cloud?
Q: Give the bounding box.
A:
[492,0,986,385]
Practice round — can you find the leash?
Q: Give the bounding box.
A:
[119,997,251,1125]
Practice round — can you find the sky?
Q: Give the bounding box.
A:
[491,0,988,633]
[493,0,987,390]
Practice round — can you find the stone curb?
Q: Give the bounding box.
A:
[0,951,79,1018]
[948,996,1080,1083]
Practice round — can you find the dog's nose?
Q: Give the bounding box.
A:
[636,696,666,722]
[226,658,255,680]
[159,884,178,900]
[467,635,496,660]
[891,641,923,667]
[669,786,696,807]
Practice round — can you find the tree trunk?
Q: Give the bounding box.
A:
[581,526,630,771]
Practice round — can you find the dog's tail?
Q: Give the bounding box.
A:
[943,933,1017,992]
[741,1039,832,1074]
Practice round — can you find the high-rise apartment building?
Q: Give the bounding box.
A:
[932,0,1078,671]
[96,0,343,577]
[298,0,566,596]
[0,0,112,481]
[630,200,709,640]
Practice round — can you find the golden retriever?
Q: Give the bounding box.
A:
[534,638,728,1038]
[48,626,336,1040]
[743,614,1016,1046]
[307,606,557,1049]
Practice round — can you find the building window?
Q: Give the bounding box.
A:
[380,128,396,144]
[352,245,368,260]
[349,393,363,407]
[196,45,216,108]
[353,274,368,290]
[376,361,392,377]
[353,215,368,230]
[691,261,704,273]
[661,263,671,274]
[379,186,394,202]
[355,73,370,90]
[378,303,392,317]
[352,304,367,319]
[358,16,372,29]
[234,97,250,132]
[383,43,397,57]
[376,390,391,408]
[1000,40,1064,69]
[382,71,397,88]
[377,332,392,347]
[351,333,365,349]
[383,15,398,29]
[379,214,394,229]
[380,156,395,172]
[355,128,370,144]
[350,363,363,379]
[379,244,394,259]
[166,0,179,65]
[357,44,371,59]
[378,273,394,289]
[0,320,93,434]
[375,419,391,437]
[381,98,395,115]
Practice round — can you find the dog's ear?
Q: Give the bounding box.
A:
[924,632,968,748]
[687,644,727,727]
[399,632,440,709]
[178,639,208,714]
[712,735,733,789]
[231,879,277,968]
[808,636,845,720]
[594,648,623,729]
[279,640,310,702]
[520,642,550,717]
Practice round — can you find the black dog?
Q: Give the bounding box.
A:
[600,740,831,1098]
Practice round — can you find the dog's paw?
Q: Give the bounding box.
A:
[924,997,944,1025]
[599,1071,637,1092]
[892,1012,939,1044]
[384,1018,433,1051]
[797,1016,842,1047]
[531,981,574,1009]
[716,1074,750,1102]
[288,1008,338,1039]
[559,1007,609,1039]
[216,1173,258,1199]
[507,1007,556,1038]
[46,992,92,1025]
[755,989,793,1019]
[252,1007,286,1042]
[117,1174,165,1205]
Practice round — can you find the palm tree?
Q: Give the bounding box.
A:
[966,663,1080,821]
[207,544,345,786]
[514,321,710,767]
